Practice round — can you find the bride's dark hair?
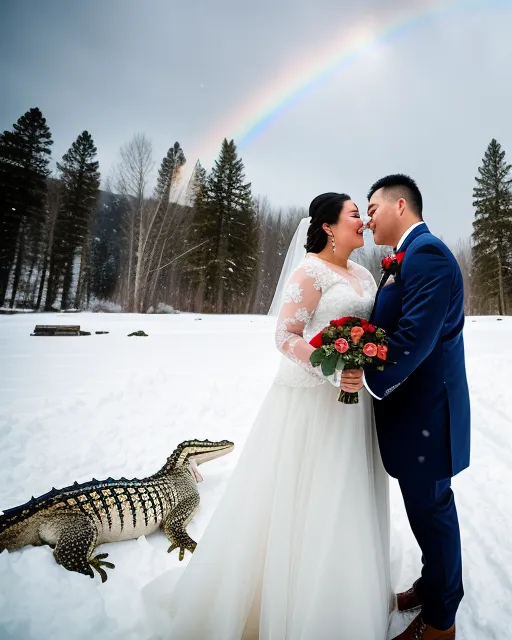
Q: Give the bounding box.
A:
[305,192,351,253]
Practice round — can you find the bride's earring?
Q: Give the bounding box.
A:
[330,234,336,253]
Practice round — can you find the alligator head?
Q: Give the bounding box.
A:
[158,439,235,482]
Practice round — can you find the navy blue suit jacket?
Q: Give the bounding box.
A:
[365,224,471,480]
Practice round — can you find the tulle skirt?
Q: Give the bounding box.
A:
[143,382,393,639]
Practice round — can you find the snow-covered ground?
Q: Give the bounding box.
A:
[0,312,510,639]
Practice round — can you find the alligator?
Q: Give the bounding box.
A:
[0,438,234,582]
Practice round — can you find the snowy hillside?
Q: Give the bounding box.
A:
[0,312,511,639]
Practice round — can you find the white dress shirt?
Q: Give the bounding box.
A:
[395,221,425,251]
[362,221,425,400]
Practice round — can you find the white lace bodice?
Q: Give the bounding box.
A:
[274,255,377,387]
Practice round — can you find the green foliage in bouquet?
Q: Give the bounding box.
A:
[309,316,395,404]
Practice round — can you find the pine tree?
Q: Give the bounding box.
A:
[472,138,512,315]
[0,107,52,307]
[185,160,206,207]
[185,162,210,310]
[47,131,100,309]
[186,139,258,313]
[141,143,187,310]
[154,142,186,204]
[132,142,185,312]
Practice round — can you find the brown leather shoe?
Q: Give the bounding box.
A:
[397,584,422,612]
[393,614,455,640]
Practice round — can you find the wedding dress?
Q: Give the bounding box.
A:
[143,254,393,640]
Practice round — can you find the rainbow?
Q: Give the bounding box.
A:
[197,0,511,161]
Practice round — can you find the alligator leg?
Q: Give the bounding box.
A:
[89,553,116,583]
[163,493,200,561]
[53,513,114,582]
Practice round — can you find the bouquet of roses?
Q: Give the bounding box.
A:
[309,316,395,404]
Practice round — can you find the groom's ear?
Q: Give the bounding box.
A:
[397,197,407,216]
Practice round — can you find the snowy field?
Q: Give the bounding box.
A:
[0,311,511,640]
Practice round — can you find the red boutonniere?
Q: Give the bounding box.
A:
[381,251,406,275]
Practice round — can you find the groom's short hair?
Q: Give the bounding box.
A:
[367,174,423,219]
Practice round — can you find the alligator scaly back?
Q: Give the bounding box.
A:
[0,438,234,581]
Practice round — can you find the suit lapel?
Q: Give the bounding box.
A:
[370,272,390,322]
[376,270,392,296]
[370,223,430,322]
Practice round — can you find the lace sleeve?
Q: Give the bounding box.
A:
[274,266,326,380]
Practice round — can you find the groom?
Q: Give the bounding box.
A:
[342,175,470,640]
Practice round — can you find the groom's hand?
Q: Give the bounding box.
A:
[340,369,364,393]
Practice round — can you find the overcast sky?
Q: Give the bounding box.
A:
[1,0,511,244]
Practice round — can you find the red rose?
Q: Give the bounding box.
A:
[334,338,349,354]
[377,345,388,360]
[363,343,378,357]
[381,256,393,269]
[309,331,324,348]
[350,326,365,344]
[366,323,376,333]
[382,251,406,272]
[330,316,351,327]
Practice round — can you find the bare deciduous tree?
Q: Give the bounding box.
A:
[452,237,475,315]
[114,134,154,311]
[36,177,61,309]
[113,135,192,312]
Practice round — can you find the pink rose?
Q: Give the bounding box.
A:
[350,326,365,344]
[363,343,378,357]
[334,338,349,354]
[377,345,388,360]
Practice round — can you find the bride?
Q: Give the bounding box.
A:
[143,192,394,639]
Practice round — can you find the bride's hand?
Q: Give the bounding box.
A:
[340,369,364,393]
